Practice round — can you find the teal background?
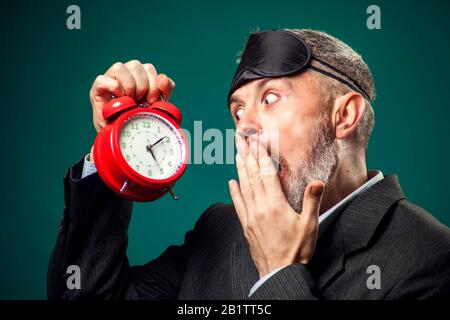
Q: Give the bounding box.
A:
[1,0,449,299]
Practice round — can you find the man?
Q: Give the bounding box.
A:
[48,29,450,299]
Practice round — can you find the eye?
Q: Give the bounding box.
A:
[264,93,278,105]
[235,108,244,121]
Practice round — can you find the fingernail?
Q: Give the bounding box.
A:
[149,97,158,104]
[311,184,324,197]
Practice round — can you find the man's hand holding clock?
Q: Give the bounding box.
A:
[88,60,176,162]
[87,60,186,202]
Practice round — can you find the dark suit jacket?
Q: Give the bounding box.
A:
[47,158,450,299]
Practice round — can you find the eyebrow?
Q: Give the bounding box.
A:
[227,77,292,108]
[227,95,244,108]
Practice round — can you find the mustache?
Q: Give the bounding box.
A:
[268,153,289,175]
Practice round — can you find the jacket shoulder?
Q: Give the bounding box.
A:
[382,200,450,298]
[201,203,237,223]
[195,203,241,240]
[390,199,450,250]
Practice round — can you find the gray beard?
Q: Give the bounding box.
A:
[282,118,339,212]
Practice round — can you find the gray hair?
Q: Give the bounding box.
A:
[285,29,376,150]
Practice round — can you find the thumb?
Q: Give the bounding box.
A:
[300,180,325,222]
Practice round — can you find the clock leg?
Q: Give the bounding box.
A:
[120,180,129,193]
[168,187,178,200]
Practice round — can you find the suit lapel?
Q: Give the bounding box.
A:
[309,215,345,289]
[311,175,406,290]
[339,175,406,255]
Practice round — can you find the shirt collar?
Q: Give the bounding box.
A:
[318,170,384,225]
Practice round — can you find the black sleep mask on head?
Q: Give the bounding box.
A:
[228,30,371,102]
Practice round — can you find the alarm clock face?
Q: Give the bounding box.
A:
[119,112,186,180]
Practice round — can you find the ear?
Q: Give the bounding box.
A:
[332,92,366,140]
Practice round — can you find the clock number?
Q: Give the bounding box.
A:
[135,165,140,172]
[143,121,151,128]
[159,168,164,174]
[168,161,172,167]
[157,126,161,133]
[125,155,131,161]
[121,142,126,149]
[122,131,131,137]
[131,123,139,130]
[148,169,152,177]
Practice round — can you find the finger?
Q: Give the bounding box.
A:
[93,116,106,133]
[235,134,255,204]
[105,62,137,98]
[235,132,249,159]
[251,137,284,198]
[235,153,254,213]
[246,138,265,202]
[228,179,248,227]
[90,75,124,103]
[300,180,325,225]
[156,73,175,101]
[124,60,149,101]
[142,63,160,104]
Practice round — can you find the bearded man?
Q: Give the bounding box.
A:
[48,29,450,299]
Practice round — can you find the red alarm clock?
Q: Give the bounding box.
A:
[93,96,188,202]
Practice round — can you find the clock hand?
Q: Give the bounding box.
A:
[146,135,167,165]
[150,136,167,148]
[146,145,159,165]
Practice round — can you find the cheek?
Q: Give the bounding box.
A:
[262,110,315,157]
[279,123,312,168]
[268,122,319,178]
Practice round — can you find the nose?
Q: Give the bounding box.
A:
[236,107,261,140]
